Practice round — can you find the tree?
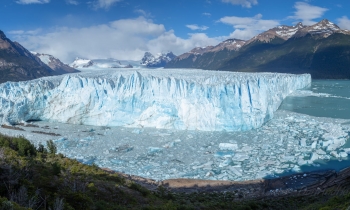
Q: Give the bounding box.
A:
[46,140,57,155]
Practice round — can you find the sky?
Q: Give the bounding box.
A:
[1,0,350,63]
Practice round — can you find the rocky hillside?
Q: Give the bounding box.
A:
[166,19,350,79]
[0,30,56,83]
[32,52,79,75]
[140,51,176,67]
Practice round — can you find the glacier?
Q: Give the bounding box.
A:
[0,69,311,131]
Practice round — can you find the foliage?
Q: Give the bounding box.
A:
[46,140,57,154]
[1,133,350,209]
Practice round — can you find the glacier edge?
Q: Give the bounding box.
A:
[0,69,311,131]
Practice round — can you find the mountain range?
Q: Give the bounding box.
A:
[0,30,79,83]
[166,19,350,79]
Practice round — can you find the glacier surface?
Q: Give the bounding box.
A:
[0,69,311,131]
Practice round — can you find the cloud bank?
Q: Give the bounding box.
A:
[186,24,209,31]
[219,14,279,40]
[289,2,328,25]
[11,17,222,63]
[337,16,350,30]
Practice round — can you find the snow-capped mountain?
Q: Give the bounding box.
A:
[32,52,79,74]
[293,19,350,38]
[246,22,305,45]
[70,58,94,68]
[166,19,350,79]
[177,39,246,60]
[0,30,60,83]
[70,58,133,70]
[140,52,176,67]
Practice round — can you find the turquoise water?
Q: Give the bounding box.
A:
[274,80,350,177]
[279,80,350,119]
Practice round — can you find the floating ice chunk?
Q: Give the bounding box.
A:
[219,143,238,150]
[193,161,214,170]
[148,147,163,155]
[281,155,295,162]
[214,151,235,158]
[292,165,301,172]
[205,171,214,177]
[311,141,317,149]
[54,137,67,142]
[327,143,341,151]
[315,149,326,155]
[322,140,333,148]
[115,145,134,153]
[310,153,320,162]
[233,153,249,162]
[162,142,176,148]
[132,129,143,134]
[343,148,350,154]
[339,152,348,158]
[219,159,233,167]
[300,139,307,147]
[228,166,243,177]
[330,151,339,158]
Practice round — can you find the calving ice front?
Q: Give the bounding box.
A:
[0,69,310,131]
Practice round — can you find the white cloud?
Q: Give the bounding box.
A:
[66,0,79,5]
[93,0,121,9]
[147,32,222,56]
[203,13,211,17]
[134,9,152,18]
[12,17,222,63]
[222,0,258,8]
[9,29,41,35]
[337,16,350,30]
[16,0,49,4]
[288,2,328,25]
[218,14,279,40]
[186,24,209,31]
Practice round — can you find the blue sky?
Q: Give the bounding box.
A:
[1,0,350,62]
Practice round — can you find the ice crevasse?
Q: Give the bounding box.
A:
[0,69,311,131]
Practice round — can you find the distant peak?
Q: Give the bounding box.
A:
[320,19,330,23]
[144,52,153,56]
[224,38,245,42]
[296,22,303,27]
[0,30,7,39]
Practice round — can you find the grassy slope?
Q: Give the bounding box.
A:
[1,134,350,209]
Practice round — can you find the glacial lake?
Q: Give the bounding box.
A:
[276,80,350,177]
[0,79,349,181]
[280,80,350,119]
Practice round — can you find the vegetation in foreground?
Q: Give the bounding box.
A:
[0,133,350,209]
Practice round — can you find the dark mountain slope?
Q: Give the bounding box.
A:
[166,20,350,79]
[219,33,350,79]
[0,30,55,83]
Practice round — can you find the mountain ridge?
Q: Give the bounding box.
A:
[166,19,350,79]
[32,52,79,75]
[0,30,56,83]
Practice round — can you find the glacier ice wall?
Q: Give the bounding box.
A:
[0,69,311,131]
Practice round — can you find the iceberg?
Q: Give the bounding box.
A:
[0,69,310,131]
